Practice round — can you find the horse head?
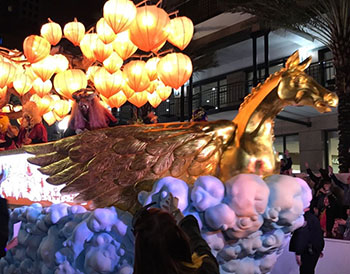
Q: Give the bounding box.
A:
[277,51,338,112]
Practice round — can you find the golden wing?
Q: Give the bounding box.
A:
[25,120,236,211]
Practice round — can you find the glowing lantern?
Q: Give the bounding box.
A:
[123,60,150,92]
[54,69,87,99]
[32,78,52,98]
[43,111,56,126]
[145,57,159,81]
[112,31,138,60]
[156,83,172,101]
[129,5,170,52]
[93,39,113,62]
[128,90,148,108]
[24,66,38,81]
[101,91,127,108]
[94,68,123,98]
[63,20,85,46]
[53,54,69,73]
[146,80,158,94]
[121,81,135,99]
[80,34,99,61]
[151,41,166,53]
[13,74,32,96]
[0,86,7,99]
[0,61,17,88]
[103,0,137,34]
[31,55,56,81]
[40,20,62,46]
[30,94,52,116]
[96,18,116,44]
[23,35,51,63]
[86,66,101,82]
[103,52,123,74]
[167,17,194,50]
[157,53,192,89]
[147,91,162,108]
[53,100,71,119]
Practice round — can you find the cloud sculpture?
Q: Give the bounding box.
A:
[0,174,311,274]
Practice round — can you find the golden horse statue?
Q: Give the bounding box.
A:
[25,51,338,211]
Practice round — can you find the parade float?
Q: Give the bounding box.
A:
[0,0,339,273]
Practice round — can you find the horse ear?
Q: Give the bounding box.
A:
[285,51,300,69]
[298,56,312,71]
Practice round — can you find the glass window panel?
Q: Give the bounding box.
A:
[327,130,339,173]
[201,82,218,92]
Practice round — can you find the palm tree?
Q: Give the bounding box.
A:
[222,0,350,172]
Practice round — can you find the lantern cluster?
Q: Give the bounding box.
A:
[0,0,194,120]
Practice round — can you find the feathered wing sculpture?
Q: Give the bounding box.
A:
[25,120,236,211]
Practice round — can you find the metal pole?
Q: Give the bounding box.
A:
[188,75,193,121]
[252,34,257,87]
[264,31,269,79]
[180,86,185,122]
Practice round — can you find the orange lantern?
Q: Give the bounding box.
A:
[145,57,159,81]
[156,83,172,101]
[123,60,150,92]
[53,69,87,99]
[80,34,99,61]
[147,90,162,108]
[157,53,192,89]
[53,54,69,73]
[103,52,123,74]
[121,80,135,99]
[129,5,170,52]
[86,66,101,82]
[63,20,85,46]
[53,100,71,119]
[112,31,138,60]
[31,55,56,81]
[128,90,148,108]
[93,39,113,63]
[43,111,57,126]
[96,18,116,44]
[32,78,52,98]
[0,61,17,88]
[13,74,32,96]
[167,17,194,50]
[94,68,123,98]
[103,0,137,34]
[23,35,51,63]
[30,94,52,116]
[0,86,7,99]
[146,80,158,94]
[24,66,38,81]
[101,91,127,108]
[40,20,62,46]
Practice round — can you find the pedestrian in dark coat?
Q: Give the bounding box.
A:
[0,197,9,258]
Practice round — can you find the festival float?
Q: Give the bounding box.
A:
[0,0,339,273]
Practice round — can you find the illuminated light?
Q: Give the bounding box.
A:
[32,78,52,98]
[167,16,194,50]
[93,38,113,63]
[206,100,210,103]
[80,34,99,61]
[129,5,170,52]
[215,106,218,109]
[101,91,127,108]
[166,99,169,102]
[53,100,71,119]
[121,80,135,99]
[147,91,162,108]
[103,52,123,74]
[43,111,56,126]
[166,108,169,111]
[112,31,138,60]
[14,74,33,96]
[157,53,192,89]
[63,20,85,46]
[156,83,172,101]
[96,18,116,44]
[146,80,158,94]
[53,54,69,73]
[0,61,16,89]
[31,55,56,81]
[58,115,71,131]
[128,90,148,108]
[145,57,160,81]
[103,0,137,34]
[23,35,51,63]
[93,68,123,98]
[54,69,87,100]
[123,60,150,92]
[40,20,62,46]
[86,66,101,82]
[30,94,53,116]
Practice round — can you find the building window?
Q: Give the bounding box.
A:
[326,130,339,173]
[274,134,300,173]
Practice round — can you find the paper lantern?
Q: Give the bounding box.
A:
[151,41,166,53]
[96,18,116,44]
[128,90,148,108]
[147,91,162,108]
[93,39,113,63]
[24,66,38,81]
[31,55,56,81]
[101,91,127,108]
[0,61,17,88]
[86,66,101,82]
[112,31,138,60]
[43,111,56,126]
[30,94,52,116]
[129,5,170,52]
[54,69,87,99]
[146,80,158,94]
[157,53,192,89]
[53,54,69,73]
[23,35,51,63]
[32,78,52,98]
[80,34,99,61]
[94,68,123,98]
[145,57,159,81]
[123,60,150,92]
[40,20,62,46]
[121,80,135,99]
[63,20,85,46]
[103,52,123,74]
[156,82,172,101]
[13,74,32,96]
[167,17,194,50]
[53,100,71,119]
[103,0,137,34]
